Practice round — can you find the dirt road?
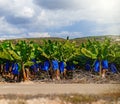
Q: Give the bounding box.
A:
[0,83,120,95]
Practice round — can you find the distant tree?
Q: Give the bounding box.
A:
[67,36,69,40]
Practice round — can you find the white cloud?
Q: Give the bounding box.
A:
[0,0,119,39]
[0,37,6,40]
[90,24,120,36]
[0,0,35,17]
[35,0,120,30]
[34,0,120,20]
[15,7,34,18]
[0,16,23,34]
[50,31,83,39]
[0,34,21,40]
[0,32,51,40]
[28,32,50,38]
[37,10,76,28]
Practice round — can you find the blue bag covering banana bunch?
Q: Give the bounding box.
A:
[110,63,117,73]
[93,60,100,72]
[40,60,50,71]
[12,63,19,75]
[59,61,64,73]
[66,62,75,70]
[52,60,59,71]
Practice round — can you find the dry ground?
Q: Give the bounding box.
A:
[0,83,120,104]
[0,83,120,95]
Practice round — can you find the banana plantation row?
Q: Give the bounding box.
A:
[0,38,119,82]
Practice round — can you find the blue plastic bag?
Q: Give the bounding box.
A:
[44,60,50,71]
[31,59,36,63]
[102,60,108,69]
[34,63,39,72]
[59,61,64,73]
[94,60,100,72]
[12,63,19,75]
[41,61,50,71]
[30,64,38,72]
[52,60,59,70]
[35,63,39,68]
[5,61,9,72]
[66,62,70,70]
[66,62,75,71]
[70,65,75,70]
[30,65,35,70]
[30,59,38,72]
[85,64,91,71]
[110,63,117,73]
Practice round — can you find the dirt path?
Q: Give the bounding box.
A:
[0,82,120,95]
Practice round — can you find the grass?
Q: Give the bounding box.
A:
[0,92,120,104]
[58,92,120,104]
[59,94,97,104]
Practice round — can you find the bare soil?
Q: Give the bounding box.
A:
[0,83,120,104]
[0,70,120,104]
[0,83,119,95]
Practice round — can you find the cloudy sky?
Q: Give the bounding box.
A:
[0,0,120,39]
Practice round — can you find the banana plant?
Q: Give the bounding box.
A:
[37,40,62,79]
[37,39,60,75]
[37,39,77,76]
[108,43,120,70]
[38,39,78,61]
[58,39,79,63]
[2,40,35,81]
[0,41,15,61]
[81,38,111,76]
[14,40,37,81]
[0,41,16,76]
[38,40,59,61]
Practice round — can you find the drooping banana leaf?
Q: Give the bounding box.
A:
[37,47,49,59]
[8,50,22,61]
[10,42,16,50]
[0,49,14,61]
[24,61,34,67]
[81,48,97,59]
[0,52,9,60]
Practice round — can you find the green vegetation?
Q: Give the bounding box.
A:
[0,36,119,82]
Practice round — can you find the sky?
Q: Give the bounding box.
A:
[0,0,120,39]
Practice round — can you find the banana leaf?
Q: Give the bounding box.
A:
[24,61,34,67]
[8,50,22,61]
[81,48,97,59]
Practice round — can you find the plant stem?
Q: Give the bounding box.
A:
[21,62,26,81]
[99,61,102,76]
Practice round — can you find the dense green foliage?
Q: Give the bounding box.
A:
[1,37,120,67]
[0,37,120,81]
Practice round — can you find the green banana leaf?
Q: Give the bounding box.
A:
[8,50,22,61]
[24,61,34,67]
[0,50,14,61]
[81,48,97,59]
